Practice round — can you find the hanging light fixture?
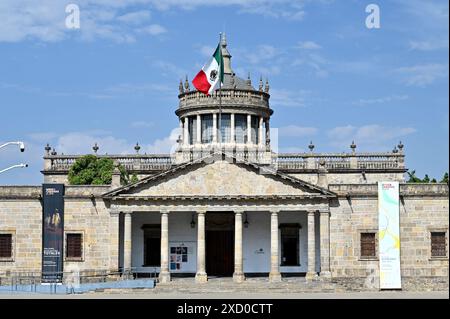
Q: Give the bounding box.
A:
[244,213,249,228]
[190,214,196,228]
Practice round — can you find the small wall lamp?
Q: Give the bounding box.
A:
[190,214,196,228]
[244,213,249,228]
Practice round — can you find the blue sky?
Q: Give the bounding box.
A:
[0,0,448,185]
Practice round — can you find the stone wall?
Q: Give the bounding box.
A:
[328,183,449,291]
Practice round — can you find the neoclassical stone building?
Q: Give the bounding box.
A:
[0,36,448,290]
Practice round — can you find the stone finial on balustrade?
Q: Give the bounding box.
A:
[398,141,404,153]
[265,78,270,93]
[45,143,51,155]
[350,141,356,153]
[51,148,57,156]
[246,72,252,88]
[92,143,99,154]
[308,141,315,153]
[184,75,190,93]
[259,76,263,92]
[230,74,236,89]
[392,146,398,154]
[179,79,184,94]
[134,142,141,154]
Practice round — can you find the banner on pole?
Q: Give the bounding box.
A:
[378,181,401,289]
[42,184,65,283]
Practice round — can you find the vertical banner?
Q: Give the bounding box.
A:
[42,184,65,283]
[378,181,401,289]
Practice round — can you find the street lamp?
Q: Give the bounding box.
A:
[0,163,28,174]
[0,141,25,152]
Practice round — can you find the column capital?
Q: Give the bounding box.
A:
[109,210,120,217]
[307,209,317,216]
[234,209,245,215]
[160,209,169,215]
[269,209,280,214]
[123,211,132,216]
[196,210,207,215]
[319,209,330,216]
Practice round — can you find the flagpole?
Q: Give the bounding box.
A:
[218,33,223,153]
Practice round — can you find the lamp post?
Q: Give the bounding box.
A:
[0,141,25,152]
[0,141,28,175]
[0,163,28,174]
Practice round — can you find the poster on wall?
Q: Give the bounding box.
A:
[42,184,65,283]
[169,242,195,272]
[378,181,401,289]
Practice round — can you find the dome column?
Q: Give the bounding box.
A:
[230,113,236,146]
[259,117,264,147]
[183,117,189,147]
[196,115,202,145]
[247,114,252,145]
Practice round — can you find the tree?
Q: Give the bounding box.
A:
[422,174,430,183]
[441,172,449,184]
[68,155,131,185]
[407,170,423,183]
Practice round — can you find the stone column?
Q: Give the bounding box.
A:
[179,119,183,145]
[306,210,317,280]
[233,211,245,283]
[123,212,132,276]
[269,210,282,282]
[213,113,218,144]
[247,114,252,145]
[258,117,264,147]
[230,113,235,145]
[265,119,270,148]
[159,210,171,283]
[196,114,202,145]
[195,211,207,283]
[109,210,120,272]
[320,210,331,278]
[183,117,189,146]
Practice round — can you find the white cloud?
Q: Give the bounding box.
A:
[296,41,321,50]
[145,128,180,153]
[199,45,216,57]
[117,10,152,25]
[278,125,318,137]
[352,95,409,106]
[269,88,310,108]
[327,124,417,151]
[395,64,448,87]
[137,24,167,35]
[409,39,449,51]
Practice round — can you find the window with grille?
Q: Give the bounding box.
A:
[251,116,259,144]
[218,114,231,143]
[431,232,446,257]
[201,114,213,143]
[66,233,83,259]
[188,116,197,144]
[0,234,12,258]
[360,233,376,258]
[235,114,247,143]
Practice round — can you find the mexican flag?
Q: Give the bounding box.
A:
[192,43,224,95]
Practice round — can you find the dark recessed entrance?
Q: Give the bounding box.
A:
[206,212,234,277]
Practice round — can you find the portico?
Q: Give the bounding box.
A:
[104,153,335,284]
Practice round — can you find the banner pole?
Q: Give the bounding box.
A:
[218,33,222,153]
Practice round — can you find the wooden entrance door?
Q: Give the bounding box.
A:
[206,230,234,276]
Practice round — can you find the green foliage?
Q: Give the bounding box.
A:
[407,170,448,184]
[406,170,423,183]
[68,155,131,186]
[131,174,139,184]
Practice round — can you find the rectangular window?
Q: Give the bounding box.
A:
[201,114,213,143]
[66,233,83,259]
[431,232,446,257]
[218,114,231,143]
[280,224,300,266]
[188,116,197,145]
[235,114,247,144]
[251,116,259,144]
[360,233,376,258]
[0,234,12,258]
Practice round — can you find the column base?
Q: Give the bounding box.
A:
[232,272,245,283]
[159,271,171,283]
[195,272,208,283]
[319,271,332,279]
[305,272,318,281]
[269,272,282,283]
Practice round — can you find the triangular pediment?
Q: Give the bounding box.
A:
[103,153,335,199]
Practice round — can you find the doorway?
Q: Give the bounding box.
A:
[205,212,234,277]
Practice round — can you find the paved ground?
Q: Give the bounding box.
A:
[1,278,448,299]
